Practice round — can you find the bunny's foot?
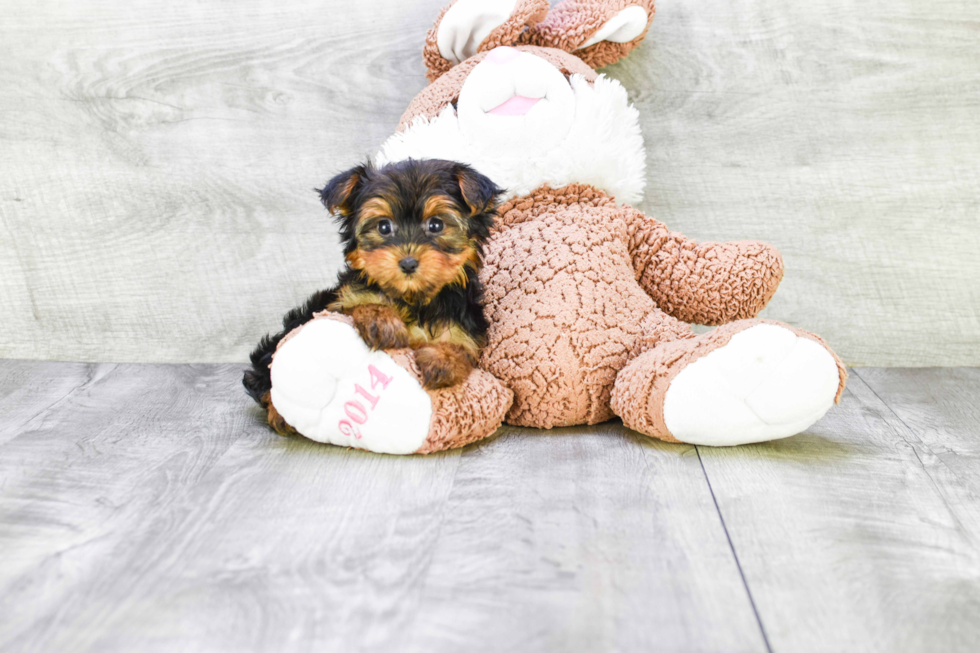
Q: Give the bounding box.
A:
[611,320,846,446]
[268,313,512,454]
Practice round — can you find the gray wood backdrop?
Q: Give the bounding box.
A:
[1,0,978,365]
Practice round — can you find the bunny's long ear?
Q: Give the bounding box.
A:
[423,0,550,82]
[522,0,656,69]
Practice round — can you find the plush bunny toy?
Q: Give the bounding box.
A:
[267,0,847,454]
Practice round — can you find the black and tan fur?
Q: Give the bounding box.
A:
[243,159,502,434]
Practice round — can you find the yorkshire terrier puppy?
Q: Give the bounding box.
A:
[243,159,502,435]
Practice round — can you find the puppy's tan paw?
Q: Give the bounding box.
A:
[350,304,411,350]
[415,343,474,390]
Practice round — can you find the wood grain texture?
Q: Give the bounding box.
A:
[0,0,433,363]
[855,367,980,499]
[0,364,255,652]
[3,363,980,650]
[0,359,114,445]
[0,361,765,653]
[0,0,977,365]
[403,424,766,653]
[696,372,980,652]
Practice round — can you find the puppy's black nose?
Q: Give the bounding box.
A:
[399,257,419,274]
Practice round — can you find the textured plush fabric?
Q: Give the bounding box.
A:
[424,0,552,82]
[478,184,805,430]
[418,366,515,453]
[481,184,661,427]
[488,188,785,327]
[520,0,656,69]
[424,0,656,80]
[626,206,785,325]
[611,319,847,442]
[402,47,597,131]
[271,312,513,454]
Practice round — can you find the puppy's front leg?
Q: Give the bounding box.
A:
[349,304,411,350]
[262,392,297,436]
[415,342,476,389]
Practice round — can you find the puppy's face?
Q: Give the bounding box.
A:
[319,159,500,304]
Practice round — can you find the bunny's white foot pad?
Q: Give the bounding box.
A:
[269,319,432,454]
[663,324,840,446]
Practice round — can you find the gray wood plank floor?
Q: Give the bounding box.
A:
[1,361,978,653]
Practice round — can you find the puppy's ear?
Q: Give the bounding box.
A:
[317,164,370,216]
[454,163,502,241]
[454,164,501,216]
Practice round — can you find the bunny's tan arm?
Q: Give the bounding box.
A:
[624,207,784,326]
[521,0,656,69]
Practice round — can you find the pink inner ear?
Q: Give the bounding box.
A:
[488,96,542,116]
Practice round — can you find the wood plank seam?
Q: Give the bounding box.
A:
[851,369,980,540]
[691,370,980,652]
[0,363,119,445]
[852,369,978,492]
[695,445,774,653]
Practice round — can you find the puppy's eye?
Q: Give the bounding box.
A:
[377,219,393,236]
[426,217,444,234]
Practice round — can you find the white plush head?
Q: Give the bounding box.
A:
[377,46,646,204]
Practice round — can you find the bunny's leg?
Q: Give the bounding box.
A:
[611,312,847,446]
[266,313,513,455]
